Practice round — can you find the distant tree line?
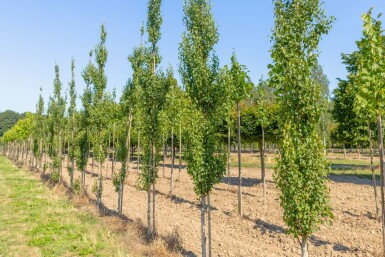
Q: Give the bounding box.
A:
[0,110,25,137]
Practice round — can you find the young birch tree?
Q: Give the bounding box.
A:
[163,68,181,195]
[32,88,45,172]
[229,52,251,217]
[355,9,385,255]
[255,83,269,201]
[269,1,334,256]
[68,59,77,189]
[85,24,109,208]
[47,64,66,183]
[76,58,93,191]
[179,0,228,256]
[115,79,136,215]
[335,50,379,220]
[137,0,169,239]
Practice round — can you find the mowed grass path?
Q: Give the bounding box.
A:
[0,156,129,257]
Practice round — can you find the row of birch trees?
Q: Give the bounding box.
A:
[4,1,384,256]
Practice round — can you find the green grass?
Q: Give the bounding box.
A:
[0,156,129,257]
[328,169,379,181]
[230,156,380,181]
[326,159,380,180]
[328,158,377,166]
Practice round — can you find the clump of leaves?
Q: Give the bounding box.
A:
[43,163,48,173]
[73,177,82,195]
[51,170,60,184]
[112,170,126,193]
[52,158,60,170]
[67,166,73,177]
[112,172,120,192]
[92,177,103,199]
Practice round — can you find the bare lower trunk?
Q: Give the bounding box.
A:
[152,144,156,237]
[127,114,132,175]
[162,134,165,178]
[27,137,30,166]
[368,125,379,221]
[260,127,266,202]
[70,157,74,189]
[70,129,74,188]
[21,142,25,164]
[44,146,47,175]
[170,127,174,195]
[301,236,308,257]
[82,169,86,192]
[117,178,122,213]
[147,144,152,240]
[237,102,242,217]
[67,140,70,181]
[59,132,62,182]
[97,162,101,208]
[343,145,347,159]
[227,126,231,177]
[152,181,156,236]
[376,114,385,256]
[201,196,206,257]
[137,130,140,172]
[112,122,116,177]
[178,125,182,181]
[120,181,124,215]
[39,138,43,172]
[92,153,95,174]
[207,193,212,257]
[120,114,132,215]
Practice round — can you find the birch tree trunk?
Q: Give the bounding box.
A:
[301,236,308,257]
[162,134,166,178]
[170,126,174,195]
[376,114,385,256]
[260,126,266,202]
[207,193,212,257]
[137,130,140,172]
[178,124,182,181]
[237,102,242,217]
[147,144,152,240]
[201,196,206,257]
[227,126,231,177]
[368,125,379,220]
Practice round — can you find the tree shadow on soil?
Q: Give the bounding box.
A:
[252,218,355,253]
[155,190,218,211]
[221,176,261,187]
[328,174,379,187]
[213,186,256,197]
[181,250,197,257]
[253,219,286,234]
[93,199,133,222]
[309,236,357,253]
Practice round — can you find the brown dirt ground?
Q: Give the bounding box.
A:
[50,152,382,257]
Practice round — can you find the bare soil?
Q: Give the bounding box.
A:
[55,152,382,257]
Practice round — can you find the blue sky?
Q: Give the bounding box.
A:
[0,1,384,113]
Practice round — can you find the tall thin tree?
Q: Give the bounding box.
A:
[355,9,385,255]
[179,1,229,256]
[68,59,77,189]
[229,52,251,217]
[269,1,334,256]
